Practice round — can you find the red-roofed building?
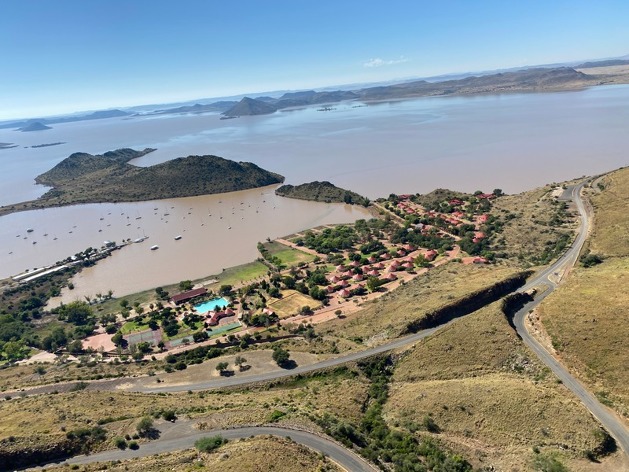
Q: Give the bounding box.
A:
[424,250,437,261]
[172,287,208,305]
[449,199,464,206]
[473,257,489,264]
[367,269,380,277]
[478,214,490,223]
[353,273,364,282]
[385,273,398,281]
[339,289,351,298]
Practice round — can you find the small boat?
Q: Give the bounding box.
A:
[134,237,146,243]
[32,241,37,244]
[150,245,159,250]
[26,228,34,233]
[174,235,182,240]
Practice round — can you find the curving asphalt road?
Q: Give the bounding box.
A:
[512,181,629,455]
[12,178,629,469]
[35,425,377,472]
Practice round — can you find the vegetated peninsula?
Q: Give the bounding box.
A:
[275,181,370,206]
[0,148,284,216]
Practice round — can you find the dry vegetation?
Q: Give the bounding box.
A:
[537,167,629,421]
[490,184,577,266]
[42,436,343,472]
[320,262,519,342]
[384,303,618,471]
[0,368,369,461]
[588,168,629,257]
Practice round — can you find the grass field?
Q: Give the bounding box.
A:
[263,241,315,266]
[268,290,320,319]
[120,319,151,335]
[385,303,614,471]
[588,168,629,257]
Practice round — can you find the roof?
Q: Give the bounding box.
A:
[172,287,207,304]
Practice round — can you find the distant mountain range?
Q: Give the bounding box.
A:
[3,55,628,124]
[0,109,131,130]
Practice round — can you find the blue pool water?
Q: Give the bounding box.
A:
[194,297,229,313]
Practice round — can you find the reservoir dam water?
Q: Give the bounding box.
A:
[1,84,628,299]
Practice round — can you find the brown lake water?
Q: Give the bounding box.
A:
[1,85,629,298]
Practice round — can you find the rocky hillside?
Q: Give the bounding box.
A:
[0,149,284,214]
[275,181,370,206]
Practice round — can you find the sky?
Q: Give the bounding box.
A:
[1,0,628,120]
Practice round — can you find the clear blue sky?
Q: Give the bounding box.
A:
[1,0,628,120]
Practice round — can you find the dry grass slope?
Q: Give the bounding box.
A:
[384,303,615,471]
[589,168,629,256]
[42,436,343,472]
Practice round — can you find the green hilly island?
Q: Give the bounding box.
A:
[0,148,284,216]
[275,180,370,206]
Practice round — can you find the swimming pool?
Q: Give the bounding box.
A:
[194,297,229,313]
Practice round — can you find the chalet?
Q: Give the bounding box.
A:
[396,249,406,257]
[404,256,415,263]
[385,273,397,281]
[339,289,351,298]
[336,264,347,272]
[398,194,412,201]
[350,260,361,268]
[449,198,464,206]
[390,260,401,268]
[367,256,378,264]
[478,214,490,223]
[329,275,341,284]
[379,252,391,260]
[342,270,354,279]
[367,269,380,277]
[473,231,486,243]
[477,193,495,200]
[326,285,337,293]
[424,250,437,261]
[353,273,364,282]
[172,287,208,305]
[338,279,350,288]
[402,262,414,269]
[374,262,385,270]
[403,244,416,252]
[473,256,489,264]
[262,307,276,316]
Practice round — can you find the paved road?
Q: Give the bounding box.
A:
[513,181,629,455]
[35,425,377,472]
[12,178,629,466]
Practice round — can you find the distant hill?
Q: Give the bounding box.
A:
[223,97,278,117]
[359,67,595,100]
[577,59,629,69]
[19,121,52,132]
[0,149,284,215]
[0,109,131,130]
[276,181,370,206]
[152,102,237,115]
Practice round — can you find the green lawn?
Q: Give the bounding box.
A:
[263,241,315,266]
[120,319,150,335]
[206,260,268,289]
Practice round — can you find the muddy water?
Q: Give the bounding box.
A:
[4,185,370,300]
[2,84,629,298]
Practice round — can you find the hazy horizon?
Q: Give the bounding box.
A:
[2,0,629,120]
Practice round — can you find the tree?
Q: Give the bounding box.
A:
[111,331,124,346]
[120,299,130,309]
[234,355,247,371]
[136,416,154,437]
[179,280,193,291]
[58,301,93,325]
[216,362,229,375]
[219,284,233,296]
[195,435,227,453]
[272,346,291,368]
